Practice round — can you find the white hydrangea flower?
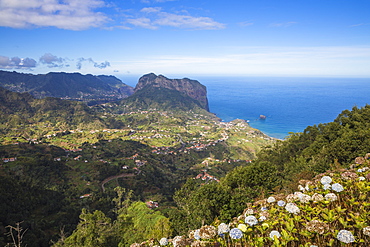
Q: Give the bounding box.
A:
[269,230,281,240]
[312,193,324,202]
[285,202,300,214]
[267,196,276,203]
[337,230,355,243]
[217,223,229,234]
[245,215,258,226]
[159,237,168,246]
[298,193,311,203]
[323,184,331,190]
[298,185,305,191]
[245,208,254,215]
[259,216,267,222]
[320,176,332,185]
[305,184,310,191]
[277,200,286,207]
[363,226,370,236]
[331,183,344,192]
[325,193,338,202]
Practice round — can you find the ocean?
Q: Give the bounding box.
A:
[121,75,370,140]
[199,76,370,139]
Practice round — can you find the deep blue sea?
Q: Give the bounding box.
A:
[121,75,370,140]
[198,76,370,139]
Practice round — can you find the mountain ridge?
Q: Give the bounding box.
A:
[0,70,134,104]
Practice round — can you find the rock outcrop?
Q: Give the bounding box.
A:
[135,73,209,111]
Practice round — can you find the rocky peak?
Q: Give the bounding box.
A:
[135,73,209,111]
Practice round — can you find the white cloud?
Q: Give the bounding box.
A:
[127,8,225,30]
[0,0,108,30]
[39,53,66,68]
[140,7,162,13]
[0,55,37,69]
[77,57,110,69]
[126,17,158,30]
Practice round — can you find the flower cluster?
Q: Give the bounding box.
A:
[306,220,329,234]
[198,225,216,239]
[245,215,258,226]
[337,230,355,243]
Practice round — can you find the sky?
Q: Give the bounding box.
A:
[0,0,370,79]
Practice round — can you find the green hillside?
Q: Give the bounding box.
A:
[0,86,274,247]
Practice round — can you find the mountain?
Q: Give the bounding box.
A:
[134,73,209,111]
[0,70,134,104]
[0,86,106,128]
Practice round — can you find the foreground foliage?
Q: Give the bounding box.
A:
[133,154,370,246]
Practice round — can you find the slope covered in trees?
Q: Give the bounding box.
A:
[0,86,273,246]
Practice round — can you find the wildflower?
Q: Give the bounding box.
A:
[357,168,363,173]
[261,206,268,211]
[173,236,189,247]
[336,230,355,243]
[229,228,243,239]
[218,223,229,234]
[269,230,281,240]
[323,184,331,190]
[190,240,202,247]
[306,220,329,234]
[238,224,248,232]
[199,225,216,239]
[355,156,366,164]
[285,202,300,214]
[159,238,168,246]
[245,215,258,226]
[259,210,269,218]
[341,171,358,180]
[193,229,200,240]
[320,176,332,185]
[298,185,305,191]
[305,183,310,191]
[325,193,338,202]
[310,245,318,247]
[359,176,365,181]
[277,200,286,207]
[286,194,295,202]
[259,216,267,222]
[331,183,344,192]
[267,196,276,203]
[311,193,324,202]
[367,173,370,180]
[362,226,370,236]
[245,208,254,215]
[130,244,141,247]
[298,193,311,203]
[363,226,370,236]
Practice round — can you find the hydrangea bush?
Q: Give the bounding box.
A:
[131,155,370,246]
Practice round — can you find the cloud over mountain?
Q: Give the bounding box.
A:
[39,53,66,68]
[0,55,37,69]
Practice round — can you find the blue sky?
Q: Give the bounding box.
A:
[0,0,370,78]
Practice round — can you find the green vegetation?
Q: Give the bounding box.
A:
[2,84,370,246]
[0,87,272,246]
